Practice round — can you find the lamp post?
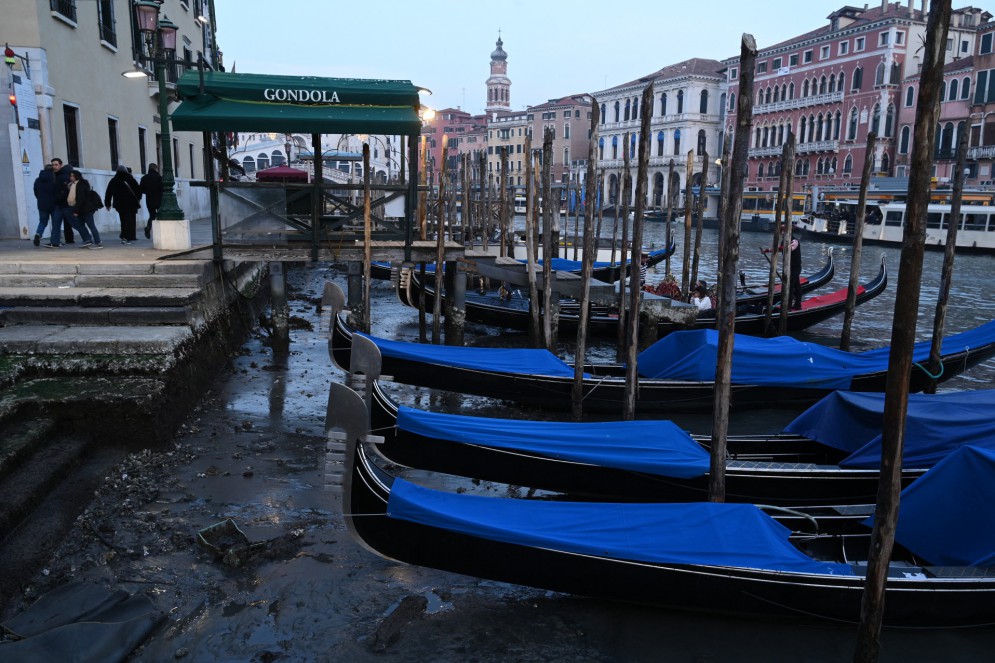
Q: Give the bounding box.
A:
[133,0,186,240]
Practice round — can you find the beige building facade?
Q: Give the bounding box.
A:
[1,0,217,239]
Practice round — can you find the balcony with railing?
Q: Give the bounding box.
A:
[98,20,117,47]
[754,90,844,115]
[967,145,995,160]
[797,139,839,154]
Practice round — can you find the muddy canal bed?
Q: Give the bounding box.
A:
[5,262,995,662]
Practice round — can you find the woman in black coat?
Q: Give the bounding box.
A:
[104,165,142,243]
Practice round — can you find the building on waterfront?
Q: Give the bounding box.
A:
[593,58,726,215]
[967,18,995,184]
[0,0,220,240]
[723,2,990,202]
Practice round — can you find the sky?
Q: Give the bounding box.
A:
[214,0,861,114]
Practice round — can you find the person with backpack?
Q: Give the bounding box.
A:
[139,163,163,239]
[104,165,141,244]
[69,171,103,249]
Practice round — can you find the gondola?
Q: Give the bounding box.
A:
[333,382,995,628]
[402,252,862,337]
[373,240,676,283]
[353,354,995,506]
[327,282,995,413]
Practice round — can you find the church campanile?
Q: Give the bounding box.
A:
[485,33,510,114]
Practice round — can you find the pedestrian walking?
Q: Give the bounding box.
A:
[104,165,141,243]
[47,157,77,247]
[32,164,57,247]
[139,163,163,239]
[69,171,103,249]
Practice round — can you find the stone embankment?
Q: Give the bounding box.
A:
[0,242,268,608]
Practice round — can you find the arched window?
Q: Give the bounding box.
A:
[758,163,765,178]
[697,129,706,155]
[871,104,881,134]
[673,129,681,155]
[614,101,620,122]
[632,97,639,120]
[808,114,816,143]
[660,93,667,116]
[899,126,911,154]
[657,131,665,157]
[831,157,838,174]
[800,116,808,143]
[833,111,841,140]
[758,90,764,105]
[962,77,972,99]
[940,122,955,155]
[271,150,285,167]
[843,154,853,173]
[829,74,836,91]
[719,93,726,115]
[905,87,914,107]
[773,86,780,103]
[624,99,631,122]
[611,134,618,159]
[803,79,810,97]
[789,82,795,99]
[817,157,825,175]
[881,153,890,174]
[891,62,900,85]
[601,104,607,124]
[630,133,636,158]
[242,156,256,173]
[875,62,886,86]
[677,90,684,114]
[949,79,959,101]
[819,76,827,95]
[700,90,709,113]
[803,159,810,176]
[885,104,895,137]
[940,81,946,102]
[816,113,825,141]
[767,162,776,177]
[755,127,762,148]
[729,92,735,111]
[257,153,270,170]
[781,84,787,100]
[852,67,863,91]
[762,126,770,147]
[598,137,604,160]
[837,73,845,92]
[765,87,771,104]
[795,159,804,176]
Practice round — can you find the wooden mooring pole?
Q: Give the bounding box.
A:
[571,99,600,420]
[432,146,447,344]
[623,85,653,420]
[615,139,632,360]
[542,128,558,349]
[710,33,756,502]
[840,132,876,350]
[690,150,708,298]
[924,128,968,393]
[362,145,372,334]
[524,134,542,345]
[764,134,793,335]
[854,2,950,660]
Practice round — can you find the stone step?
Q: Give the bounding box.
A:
[0,273,207,288]
[0,260,214,277]
[0,305,193,326]
[0,287,200,308]
[0,417,59,482]
[0,325,193,355]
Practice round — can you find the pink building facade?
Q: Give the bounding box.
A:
[724,2,988,199]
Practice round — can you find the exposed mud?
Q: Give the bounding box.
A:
[3,261,995,662]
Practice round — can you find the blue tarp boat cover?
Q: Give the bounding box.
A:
[358,332,578,377]
[395,406,710,479]
[784,390,995,469]
[388,480,853,575]
[637,320,995,388]
[866,446,995,567]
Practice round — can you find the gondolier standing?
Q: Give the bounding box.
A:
[788,235,802,310]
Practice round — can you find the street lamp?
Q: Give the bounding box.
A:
[133,0,184,229]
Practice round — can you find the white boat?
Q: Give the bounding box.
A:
[796,199,995,254]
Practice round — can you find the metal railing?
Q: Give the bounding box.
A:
[49,0,76,22]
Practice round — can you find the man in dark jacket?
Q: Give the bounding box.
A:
[139,164,163,239]
[47,158,76,247]
[32,165,57,247]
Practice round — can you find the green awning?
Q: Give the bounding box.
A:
[171,71,422,135]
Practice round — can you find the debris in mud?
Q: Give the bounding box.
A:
[196,520,304,567]
[371,594,429,652]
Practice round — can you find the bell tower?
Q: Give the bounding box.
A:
[485,33,510,114]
